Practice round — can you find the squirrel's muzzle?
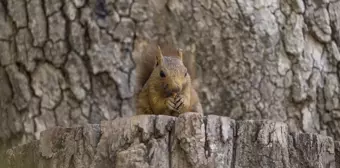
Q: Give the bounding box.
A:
[164,87,180,98]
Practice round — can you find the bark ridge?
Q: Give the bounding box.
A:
[5,113,338,168]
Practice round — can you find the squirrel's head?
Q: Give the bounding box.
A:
[150,46,191,98]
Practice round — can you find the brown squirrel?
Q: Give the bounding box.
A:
[134,42,203,116]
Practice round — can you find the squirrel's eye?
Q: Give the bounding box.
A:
[184,72,187,77]
[160,70,166,78]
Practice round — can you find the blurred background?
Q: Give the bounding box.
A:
[1,0,340,157]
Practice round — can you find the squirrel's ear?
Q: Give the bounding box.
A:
[177,48,183,61]
[156,45,163,66]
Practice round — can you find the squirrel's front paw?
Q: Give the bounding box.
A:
[166,95,184,113]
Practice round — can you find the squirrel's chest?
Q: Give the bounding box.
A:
[149,96,169,114]
[149,94,183,115]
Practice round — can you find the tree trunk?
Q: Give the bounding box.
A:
[1,0,340,165]
[5,113,338,168]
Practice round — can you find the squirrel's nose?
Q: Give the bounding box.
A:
[165,87,180,97]
[171,87,180,94]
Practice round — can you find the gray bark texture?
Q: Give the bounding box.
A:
[1,0,340,166]
[4,112,339,168]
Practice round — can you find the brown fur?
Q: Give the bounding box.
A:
[134,42,199,91]
[134,41,203,116]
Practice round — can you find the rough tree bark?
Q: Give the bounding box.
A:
[4,113,338,168]
[1,0,340,165]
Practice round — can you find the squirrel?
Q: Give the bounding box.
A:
[134,42,203,116]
